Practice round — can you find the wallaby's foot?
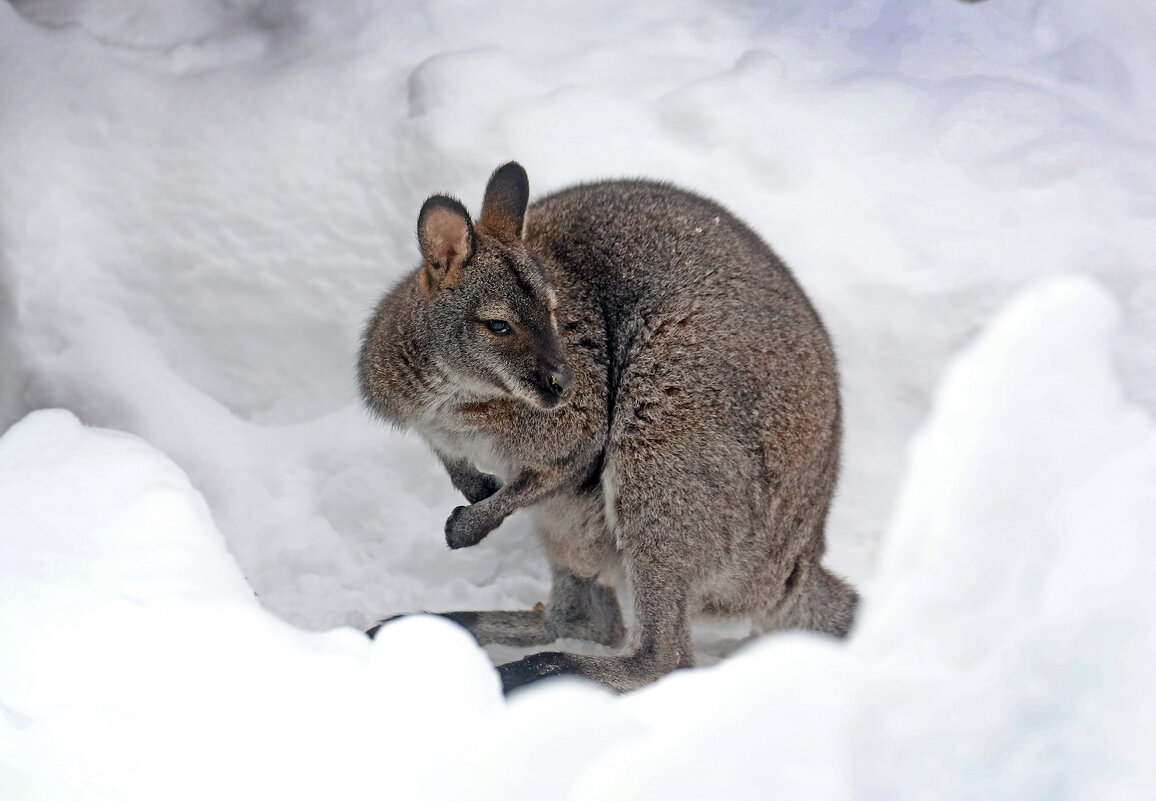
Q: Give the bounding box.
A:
[499,566,694,694]
[446,573,624,648]
[454,610,557,647]
[444,504,497,549]
[362,610,557,647]
[367,607,622,648]
[498,646,692,695]
[498,651,584,693]
[367,610,547,646]
[366,569,625,649]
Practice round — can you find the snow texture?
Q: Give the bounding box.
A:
[2,0,1154,798]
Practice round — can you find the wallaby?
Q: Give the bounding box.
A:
[358,162,858,693]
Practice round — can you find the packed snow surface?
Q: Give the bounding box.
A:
[2,0,1154,798]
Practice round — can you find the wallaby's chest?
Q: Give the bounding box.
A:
[420,388,592,469]
[417,414,512,481]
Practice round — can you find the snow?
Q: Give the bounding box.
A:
[2,0,1154,798]
[0,413,503,800]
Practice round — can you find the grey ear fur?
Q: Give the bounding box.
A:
[417,195,474,292]
[477,162,529,244]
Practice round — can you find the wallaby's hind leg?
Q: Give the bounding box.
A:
[366,566,625,648]
[756,560,859,638]
[498,440,706,694]
[499,558,695,694]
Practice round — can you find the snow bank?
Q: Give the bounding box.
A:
[0,410,504,801]
[852,276,1156,799]
[4,275,1153,798]
[2,0,1154,631]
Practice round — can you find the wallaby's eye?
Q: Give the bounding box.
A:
[484,319,513,336]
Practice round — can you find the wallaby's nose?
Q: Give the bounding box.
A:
[541,362,572,398]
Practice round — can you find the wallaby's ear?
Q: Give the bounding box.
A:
[417,195,474,295]
[477,162,529,244]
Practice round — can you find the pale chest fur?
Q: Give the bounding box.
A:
[532,492,620,581]
[417,391,619,580]
[411,393,516,479]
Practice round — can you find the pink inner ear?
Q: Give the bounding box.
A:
[431,237,458,264]
[424,206,469,267]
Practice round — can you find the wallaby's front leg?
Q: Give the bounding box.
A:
[497,563,694,694]
[437,453,502,504]
[444,467,570,549]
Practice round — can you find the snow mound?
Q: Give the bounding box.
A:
[4,275,1153,799]
[0,410,501,801]
[2,0,1155,632]
[852,275,1156,799]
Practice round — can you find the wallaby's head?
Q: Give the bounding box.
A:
[415,162,572,411]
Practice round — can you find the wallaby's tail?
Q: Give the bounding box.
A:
[757,562,859,638]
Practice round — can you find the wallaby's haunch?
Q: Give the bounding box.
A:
[359,162,858,693]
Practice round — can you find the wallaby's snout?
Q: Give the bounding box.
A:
[515,327,572,409]
[536,320,573,404]
[535,356,572,407]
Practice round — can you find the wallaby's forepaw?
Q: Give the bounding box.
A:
[498,651,584,694]
[445,505,496,549]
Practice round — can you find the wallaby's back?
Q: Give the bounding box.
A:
[525,180,847,631]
